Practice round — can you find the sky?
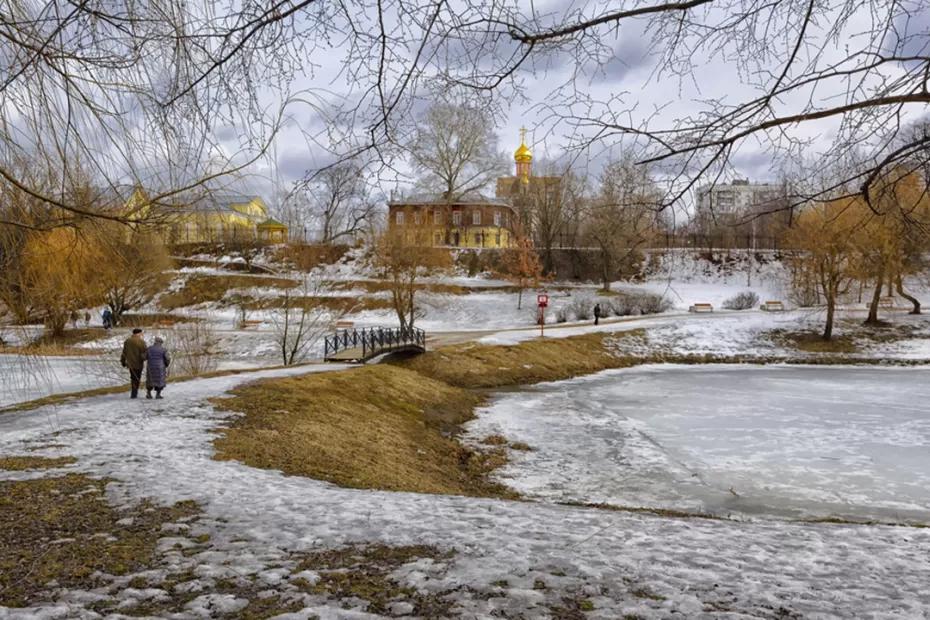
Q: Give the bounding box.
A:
[207,0,929,218]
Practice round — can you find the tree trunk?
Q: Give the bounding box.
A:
[896,273,921,315]
[864,268,884,325]
[823,296,835,341]
[517,287,523,310]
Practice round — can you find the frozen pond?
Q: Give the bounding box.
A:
[471,365,930,523]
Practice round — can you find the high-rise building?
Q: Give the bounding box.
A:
[694,179,783,223]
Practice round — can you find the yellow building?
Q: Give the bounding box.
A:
[124,188,287,244]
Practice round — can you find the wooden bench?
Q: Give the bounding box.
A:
[240,319,263,329]
[761,300,785,312]
[688,303,714,313]
[334,320,355,330]
[879,297,895,309]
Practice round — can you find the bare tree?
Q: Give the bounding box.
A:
[372,225,451,331]
[97,230,173,325]
[269,280,336,366]
[586,156,659,291]
[407,103,509,202]
[303,163,377,244]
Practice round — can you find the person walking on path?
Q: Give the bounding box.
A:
[594,303,602,326]
[120,328,147,399]
[144,336,171,399]
[102,308,113,330]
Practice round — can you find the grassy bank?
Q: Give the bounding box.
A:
[209,333,656,498]
[213,364,515,498]
[159,273,298,310]
[394,331,641,389]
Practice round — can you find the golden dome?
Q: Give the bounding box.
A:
[514,127,532,163]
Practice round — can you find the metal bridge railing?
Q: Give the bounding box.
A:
[324,326,426,360]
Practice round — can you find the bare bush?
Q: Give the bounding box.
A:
[169,323,219,376]
[609,292,671,316]
[722,291,760,311]
[269,280,339,366]
[567,296,595,321]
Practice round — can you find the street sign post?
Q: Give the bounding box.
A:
[537,293,549,337]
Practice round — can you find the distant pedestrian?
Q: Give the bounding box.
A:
[594,303,602,326]
[120,328,147,399]
[83,311,91,328]
[145,337,171,400]
[102,308,113,330]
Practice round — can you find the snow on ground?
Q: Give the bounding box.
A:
[2,365,930,618]
[467,364,930,524]
[0,354,123,408]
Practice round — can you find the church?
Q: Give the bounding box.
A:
[387,129,559,249]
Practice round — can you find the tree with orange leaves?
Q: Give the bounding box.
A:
[22,228,106,336]
[498,234,542,310]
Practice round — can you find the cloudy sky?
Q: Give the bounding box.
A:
[216,0,928,216]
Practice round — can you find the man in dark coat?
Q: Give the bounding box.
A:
[594,303,602,326]
[145,336,171,399]
[120,328,147,399]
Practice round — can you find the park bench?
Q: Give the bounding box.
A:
[688,303,714,313]
[879,297,895,309]
[335,320,355,329]
[240,319,263,329]
[761,300,785,312]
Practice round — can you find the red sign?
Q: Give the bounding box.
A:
[537,294,549,307]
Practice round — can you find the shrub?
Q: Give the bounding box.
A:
[567,296,594,320]
[169,322,219,376]
[722,291,759,310]
[609,291,671,316]
[636,293,672,314]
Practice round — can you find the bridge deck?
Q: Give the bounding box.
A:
[325,343,425,362]
[323,326,427,363]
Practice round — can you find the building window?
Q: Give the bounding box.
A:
[414,211,422,225]
[472,210,481,226]
[434,208,442,225]
[395,211,405,225]
[452,211,462,226]
[493,211,501,226]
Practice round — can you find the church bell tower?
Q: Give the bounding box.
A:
[514,127,532,185]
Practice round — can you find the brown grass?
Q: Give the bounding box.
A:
[212,365,517,498]
[292,543,455,617]
[394,331,641,389]
[0,455,77,470]
[233,294,392,313]
[0,474,200,608]
[769,330,859,354]
[329,279,522,296]
[159,274,298,310]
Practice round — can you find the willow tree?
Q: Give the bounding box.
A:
[787,199,863,340]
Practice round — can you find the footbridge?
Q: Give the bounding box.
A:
[323,326,427,363]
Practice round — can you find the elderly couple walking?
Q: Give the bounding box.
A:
[120,328,171,399]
